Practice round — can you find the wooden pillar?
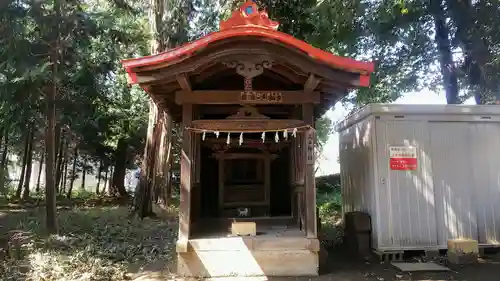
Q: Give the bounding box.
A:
[191,108,201,231]
[178,104,193,250]
[303,103,317,238]
[290,138,297,220]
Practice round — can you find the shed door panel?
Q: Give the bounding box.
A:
[375,120,438,250]
[469,123,500,245]
[428,122,478,247]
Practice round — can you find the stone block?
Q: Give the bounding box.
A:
[231,222,256,236]
[447,239,478,264]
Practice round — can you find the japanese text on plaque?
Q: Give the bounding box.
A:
[240,91,283,103]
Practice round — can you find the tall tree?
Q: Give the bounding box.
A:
[41,0,61,234]
[446,0,499,104]
[430,0,459,104]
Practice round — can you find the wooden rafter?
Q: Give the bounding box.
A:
[176,74,192,92]
[304,74,321,94]
[270,65,305,84]
[194,63,228,83]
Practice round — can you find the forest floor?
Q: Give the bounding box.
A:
[1,201,500,281]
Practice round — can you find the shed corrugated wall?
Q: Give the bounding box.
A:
[337,105,500,252]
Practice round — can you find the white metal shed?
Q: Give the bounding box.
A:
[335,104,500,252]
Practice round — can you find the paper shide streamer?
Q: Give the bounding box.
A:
[194,126,310,145]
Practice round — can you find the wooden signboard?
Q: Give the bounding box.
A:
[175,90,320,104]
[306,130,315,165]
[240,91,283,103]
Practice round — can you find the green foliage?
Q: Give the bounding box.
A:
[316,173,340,194]
[315,115,334,150]
[0,206,177,280]
[0,0,151,197]
[71,189,98,200]
[316,173,343,245]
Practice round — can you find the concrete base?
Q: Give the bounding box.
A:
[231,222,256,236]
[447,239,479,265]
[177,237,319,277]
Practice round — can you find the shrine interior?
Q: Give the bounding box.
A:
[191,118,300,239]
[186,64,313,238]
[198,133,292,217]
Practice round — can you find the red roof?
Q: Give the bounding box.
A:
[122,1,374,86]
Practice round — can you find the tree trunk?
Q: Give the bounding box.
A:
[446,0,494,103]
[61,157,68,194]
[55,137,65,193]
[0,128,8,196]
[96,159,102,194]
[158,112,174,206]
[1,133,8,169]
[153,116,163,203]
[80,161,86,191]
[22,123,35,200]
[103,167,109,195]
[108,167,114,195]
[430,0,459,104]
[36,151,44,193]
[58,158,66,193]
[111,138,128,197]
[134,100,159,218]
[149,0,166,54]
[45,74,58,232]
[67,147,78,199]
[16,125,32,198]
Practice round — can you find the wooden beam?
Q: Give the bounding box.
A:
[176,74,192,92]
[213,153,277,160]
[304,74,321,94]
[191,119,305,132]
[178,104,193,248]
[302,104,317,239]
[133,74,177,85]
[200,105,292,116]
[175,90,320,105]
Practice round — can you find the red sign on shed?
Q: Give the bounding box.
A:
[389,146,417,171]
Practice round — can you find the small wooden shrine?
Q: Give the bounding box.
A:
[122,1,374,277]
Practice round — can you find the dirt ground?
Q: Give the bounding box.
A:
[3,203,500,281]
[267,248,500,281]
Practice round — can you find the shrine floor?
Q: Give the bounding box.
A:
[178,216,318,277]
[191,216,300,239]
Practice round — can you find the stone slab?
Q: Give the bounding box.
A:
[391,262,450,272]
[448,239,479,254]
[231,222,256,236]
